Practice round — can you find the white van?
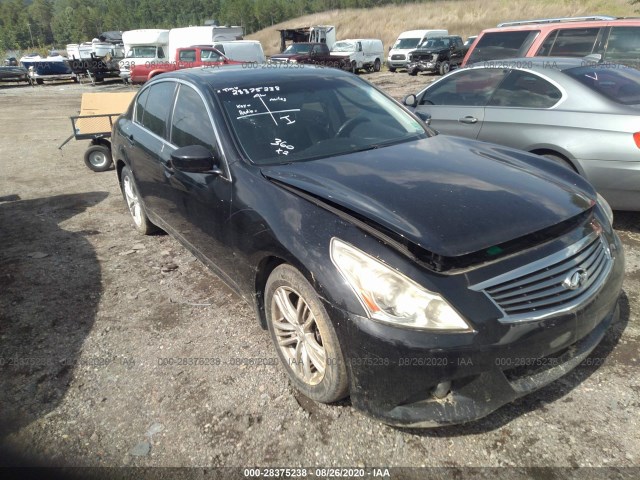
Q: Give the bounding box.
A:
[120,29,169,81]
[212,40,266,63]
[387,29,448,71]
[331,39,384,72]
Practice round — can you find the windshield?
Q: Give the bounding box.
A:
[215,75,427,165]
[332,41,356,52]
[418,38,446,49]
[393,38,420,50]
[564,65,640,105]
[283,44,312,54]
[127,46,159,58]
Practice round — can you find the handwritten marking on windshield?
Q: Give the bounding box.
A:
[270,138,295,155]
[255,94,278,125]
[585,72,598,81]
[236,109,300,120]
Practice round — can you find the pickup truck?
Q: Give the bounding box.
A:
[406,35,467,76]
[269,42,352,71]
[129,46,243,84]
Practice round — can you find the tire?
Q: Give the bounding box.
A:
[374,58,381,72]
[83,144,113,172]
[388,66,396,73]
[351,61,358,74]
[265,264,349,403]
[439,61,450,76]
[35,78,44,85]
[120,165,158,235]
[542,153,577,172]
[408,68,418,76]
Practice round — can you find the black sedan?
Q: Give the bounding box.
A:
[112,65,624,427]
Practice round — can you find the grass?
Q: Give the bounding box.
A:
[247,0,637,55]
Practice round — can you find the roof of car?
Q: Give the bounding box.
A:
[469,56,594,71]
[155,64,354,90]
[479,17,640,33]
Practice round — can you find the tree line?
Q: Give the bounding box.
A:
[0,0,420,52]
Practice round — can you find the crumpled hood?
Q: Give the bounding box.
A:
[261,135,595,258]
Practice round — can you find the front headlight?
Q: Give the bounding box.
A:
[432,53,440,61]
[330,238,472,331]
[596,193,614,225]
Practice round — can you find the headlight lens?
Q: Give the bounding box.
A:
[596,193,614,225]
[330,238,472,331]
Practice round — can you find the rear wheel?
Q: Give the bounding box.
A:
[120,165,158,235]
[265,264,349,403]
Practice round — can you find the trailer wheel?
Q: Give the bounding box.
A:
[374,58,381,72]
[84,144,113,172]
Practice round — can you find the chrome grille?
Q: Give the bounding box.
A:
[471,232,612,322]
[391,54,405,60]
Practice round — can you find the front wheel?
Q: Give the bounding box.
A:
[120,165,158,235]
[439,61,450,75]
[374,58,381,72]
[265,264,349,403]
[84,144,113,172]
[388,66,396,73]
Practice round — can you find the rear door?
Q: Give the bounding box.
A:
[128,80,178,217]
[415,68,508,138]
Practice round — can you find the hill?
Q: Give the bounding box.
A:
[247,0,636,56]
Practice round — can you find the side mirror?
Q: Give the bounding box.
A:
[415,111,432,125]
[403,94,417,108]
[170,145,222,175]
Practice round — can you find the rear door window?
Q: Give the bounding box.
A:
[466,31,539,64]
[538,28,601,57]
[141,81,176,139]
[134,88,149,124]
[488,70,562,108]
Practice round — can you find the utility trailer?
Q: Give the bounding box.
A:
[58,92,136,171]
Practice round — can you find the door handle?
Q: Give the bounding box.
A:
[458,116,478,124]
[126,133,135,145]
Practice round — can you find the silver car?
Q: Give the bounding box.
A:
[403,57,640,210]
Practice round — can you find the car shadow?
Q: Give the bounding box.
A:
[0,192,107,437]
[395,291,631,437]
[613,211,640,234]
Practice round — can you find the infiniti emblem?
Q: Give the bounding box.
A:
[562,268,589,291]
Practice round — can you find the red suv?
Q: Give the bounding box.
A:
[463,16,640,67]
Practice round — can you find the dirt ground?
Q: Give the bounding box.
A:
[0,70,639,474]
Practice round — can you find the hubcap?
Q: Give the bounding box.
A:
[89,151,107,167]
[123,175,143,227]
[272,286,326,385]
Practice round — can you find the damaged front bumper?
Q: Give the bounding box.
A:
[323,234,624,427]
[407,60,437,74]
